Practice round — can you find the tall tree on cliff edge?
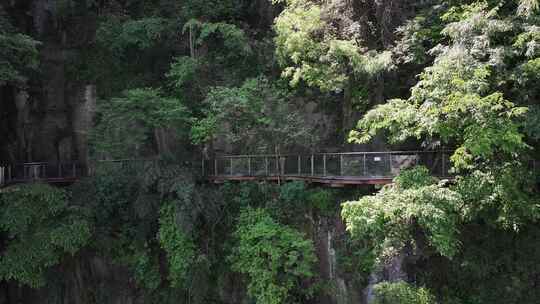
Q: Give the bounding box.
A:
[343,0,540,302]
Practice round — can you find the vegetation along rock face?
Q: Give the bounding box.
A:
[1,0,540,303]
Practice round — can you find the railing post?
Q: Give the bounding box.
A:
[311,154,314,176]
[58,163,62,179]
[298,155,301,175]
[363,154,366,176]
[72,163,76,178]
[388,153,392,177]
[0,166,4,186]
[214,158,218,176]
[202,158,205,176]
[340,154,343,176]
[265,157,269,176]
[248,157,251,176]
[323,154,327,176]
[8,166,11,182]
[230,158,233,176]
[441,152,446,177]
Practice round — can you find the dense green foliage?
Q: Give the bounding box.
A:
[0,163,341,302]
[91,88,190,157]
[3,0,540,302]
[343,167,462,258]
[274,0,393,92]
[342,1,540,303]
[191,76,314,152]
[230,207,317,304]
[158,202,196,289]
[0,7,39,87]
[372,282,435,304]
[0,184,91,287]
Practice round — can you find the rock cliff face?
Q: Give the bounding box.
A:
[314,215,363,304]
[0,0,96,164]
[0,211,372,304]
[0,1,425,303]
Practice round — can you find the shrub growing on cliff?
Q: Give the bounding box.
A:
[342,167,462,258]
[229,207,317,304]
[158,202,196,288]
[0,184,91,287]
[373,281,435,304]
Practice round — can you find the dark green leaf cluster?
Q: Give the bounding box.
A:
[91,88,190,158]
[0,5,39,87]
[0,184,91,287]
[158,202,196,289]
[192,76,315,153]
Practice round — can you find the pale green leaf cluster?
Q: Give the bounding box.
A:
[517,0,540,16]
[373,281,436,304]
[350,4,529,170]
[342,167,462,258]
[393,13,441,65]
[454,164,540,229]
[274,0,392,92]
[513,25,540,58]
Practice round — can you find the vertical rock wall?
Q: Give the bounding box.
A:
[72,84,96,165]
[0,0,98,164]
[314,215,364,304]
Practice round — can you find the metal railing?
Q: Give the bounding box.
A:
[0,162,84,185]
[0,159,162,187]
[203,151,452,179]
[1,152,538,188]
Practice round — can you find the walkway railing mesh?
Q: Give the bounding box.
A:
[203,151,452,179]
[2,152,539,187]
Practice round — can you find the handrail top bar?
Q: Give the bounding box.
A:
[4,162,81,166]
[1,159,158,166]
[212,150,453,158]
[95,158,159,163]
[1,151,451,166]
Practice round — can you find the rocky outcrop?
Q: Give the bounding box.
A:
[363,249,409,303]
[72,84,96,165]
[314,215,364,304]
[0,0,98,164]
